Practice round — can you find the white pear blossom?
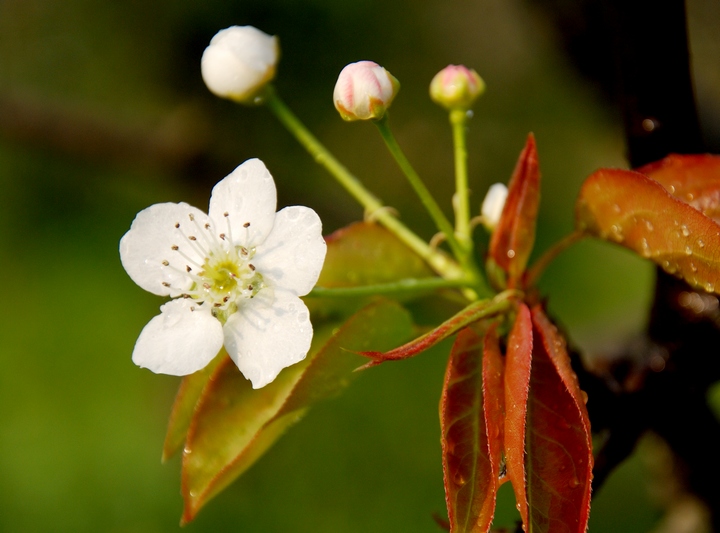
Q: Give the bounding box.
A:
[480,182,509,231]
[201,26,279,103]
[120,159,326,388]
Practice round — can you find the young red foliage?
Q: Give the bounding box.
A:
[638,154,720,223]
[441,327,500,533]
[503,304,533,527]
[576,168,720,293]
[488,134,540,288]
[359,297,512,369]
[482,324,506,490]
[525,306,592,533]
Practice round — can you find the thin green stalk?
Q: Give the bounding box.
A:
[307,277,474,298]
[263,87,462,280]
[450,108,471,250]
[374,115,465,261]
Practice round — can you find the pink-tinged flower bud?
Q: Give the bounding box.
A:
[333,61,400,121]
[429,65,485,111]
[201,26,279,104]
[480,183,508,231]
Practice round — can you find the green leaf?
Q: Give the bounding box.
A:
[162,352,227,462]
[488,134,540,288]
[307,222,435,318]
[359,295,515,369]
[441,327,500,533]
[576,168,720,293]
[180,300,415,523]
[503,303,533,527]
[525,306,592,533]
[638,153,720,223]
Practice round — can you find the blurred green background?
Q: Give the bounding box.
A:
[1,0,718,531]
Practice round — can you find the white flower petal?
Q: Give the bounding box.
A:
[253,206,326,296]
[223,292,312,388]
[208,159,277,248]
[120,202,210,296]
[132,299,224,376]
[201,26,278,101]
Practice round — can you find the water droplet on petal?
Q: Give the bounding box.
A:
[507,249,516,259]
[568,477,581,488]
[681,225,690,237]
[612,204,621,213]
[705,282,715,293]
[685,246,693,256]
[698,239,705,248]
[645,220,654,231]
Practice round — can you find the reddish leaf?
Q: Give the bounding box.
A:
[441,327,497,533]
[576,168,720,293]
[488,134,540,288]
[503,304,533,526]
[359,296,514,369]
[638,154,720,223]
[162,352,227,462]
[525,306,592,533]
[180,300,414,523]
[482,324,506,488]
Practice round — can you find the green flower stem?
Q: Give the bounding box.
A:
[450,108,472,250]
[307,277,475,298]
[263,87,462,280]
[374,115,465,261]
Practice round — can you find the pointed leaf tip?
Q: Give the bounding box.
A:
[489,134,540,288]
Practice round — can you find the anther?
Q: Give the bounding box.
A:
[243,222,250,228]
[190,306,195,312]
[224,212,229,217]
[162,260,169,266]
[189,214,195,221]
[205,223,211,229]
[213,302,222,307]
[171,245,179,251]
[240,247,249,256]
[186,265,192,272]
[247,284,254,291]
[219,233,226,240]
[203,283,211,289]
[162,282,171,287]
[223,296,230,303]
[174,223,180,229]
[189,236,197,241]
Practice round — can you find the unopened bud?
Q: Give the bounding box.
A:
[481,183,508,231]
[201,26,279,104]
[333,61,400,121]
[429,65,485,111]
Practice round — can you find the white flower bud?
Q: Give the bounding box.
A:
[333,61,400,121]
[429,65,485,111]
[481,183,508,231]
[201,26,279,104]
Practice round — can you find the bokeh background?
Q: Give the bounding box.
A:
[1,0,719,531]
